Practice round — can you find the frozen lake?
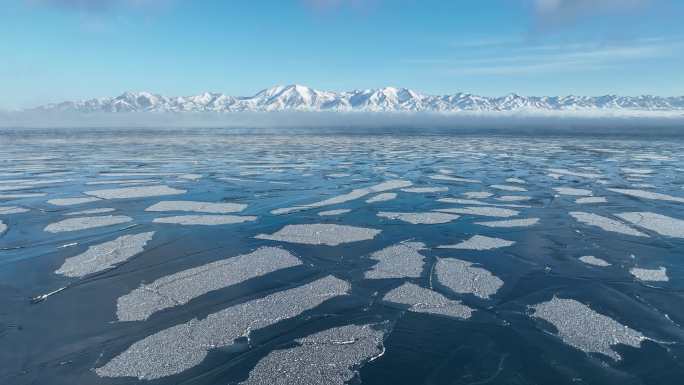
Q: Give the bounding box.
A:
[1,128,684,384]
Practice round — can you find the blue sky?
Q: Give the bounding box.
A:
[1,0,683,108]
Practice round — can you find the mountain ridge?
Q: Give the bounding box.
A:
[32,84,684,114]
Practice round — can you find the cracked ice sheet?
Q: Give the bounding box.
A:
[145,200,246,214]
[0,206,29,215]
[153,215,257,226]
[377,211,459,225]
[366,193,396,203]
[55,232,154,278]
[607,188,684,204]
[475,218,539,228]
[383,283,473,319]
[579,255,611,267]
[630,267,669,282]
[569,212,648,237]
[85,185,186,200]
[365,242,425,279]
[435,258,503,299]
[44,215,132,233]
[435,206,519,218]
[47,197,101,206]
[256,224,380,246]
[239,324,386,385]
[117,247,302,321]
[554,187,592,196]
[439,235,515,250]
[96,276,350,380]
[531,297,646,361]
[271,180,411,215]
[617,212,684,238]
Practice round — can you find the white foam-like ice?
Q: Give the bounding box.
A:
[153,215,257,226]
[554,187,592,196]
[55,232,154,277]
[256,224,380,246]
[617,212,684,238]
[475,218,539,228]
[365,242,426,279]
[435,258,503,299]
[579,255,611,267]
[630,266,669,282]
[439,235,515,250]
[383,283,473,319]
[146,200,247,214]
[85,185,187,200]
[531,297,645,361]
[44,215,133,233]
[117,247,302,321]
[47,197,101,206]
[435,206,519,218]
[96,276,350,380]
[377,211,459,225]
[366,193,397,203]
[607,188,684,204]
[569,212,648,237]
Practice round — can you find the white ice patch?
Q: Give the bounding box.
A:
[0,206,29,215]
[463,191,493,199]
[506,178,526,184]
[366,193,397,203]
[85,185,186,200]
[383,283,473,319]
[437,198,528,208]
[429,175,481,183]
[0,220,6,235]
[579,255,611,267]
[377,211,459,225]
[146,200,247,214]
[547,168,603,179]
[401,187,449,193]
[85,179,157,185]
[621,168,653,174]
[117,247,303,321]
[575,197,607,204]
[617,212,684,238]
[569,212,648,237]
[256,224,380,246]
[365,242,426,279]
[55,232,154,278]
[439,235,515,250]
[65,208,115,216]
[490,184,527,192]
[630,266,669,282]
[318,209,351,216]
[153,215,257,226]
[96,276,350,380]
[475,218,540,228]
[239,324,386,385]
[44,215,132,233]
[496,195,532,202]
[435,258,503,299]
[531,297,646,361]
[554,187,592,196]
[435,206,519,218]
[607,188,684,204]
[47,197,101,206]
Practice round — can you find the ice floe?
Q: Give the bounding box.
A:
[366,193,397,203]
[547,168,603,179]
[531,297,646,361]
[146,200,247,214]
[377,211,459,225]
[0,220,6,235]
[474,218,540,228]
[0,206,29,215]
[85,185,186,200]
[438,235,515,250]
[630,267,669,282]
[506,177,526,184]
[239,324,385,385]
[437,198,528,208]
[383,283,473,319]
[365,242,426,279]
[463,191,493,199]
[435,258,503,299]
[401,187,449,193]
[435,206,519,218]
[47,197,100,206]
[153,215,257,226]
[55,232,154,278]
[256,224,380,246]
[579,255,611,267]
[65,208,115,216]
[96,276,350,380]
[429,175,481,183]
[496,195,532,202]
[85,179,157,185]
[117,247,302,321]
[575,197,607,204]
[569,212,648,237]
[616,212,684,238]
[554,187,592,196]
[44,215,133,233]
[0,193,46,200]
[490,184,527,192]
[607,188,684,204]
[318,209,352,216]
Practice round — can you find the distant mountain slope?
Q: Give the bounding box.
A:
[33,85,684,113]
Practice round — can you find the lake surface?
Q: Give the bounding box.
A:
[1,128,684,385]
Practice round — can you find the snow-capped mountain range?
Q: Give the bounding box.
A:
[33,85,684,114]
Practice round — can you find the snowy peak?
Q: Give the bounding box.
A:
[33,85,684,114]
